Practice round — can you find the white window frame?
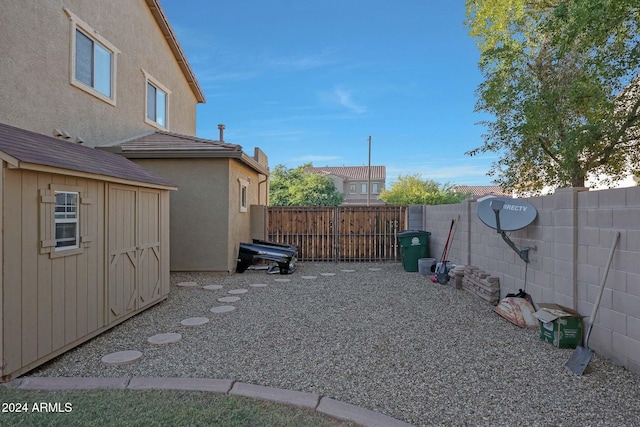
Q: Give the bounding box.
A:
[361,183,367,194]
[238,178,249,213]
[54,191,80,251]
[349,183,357,194]
[65,8,120,106]
[372,182,380,194]
[142,70,171,129]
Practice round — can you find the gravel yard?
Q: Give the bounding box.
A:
[31,262,640,427]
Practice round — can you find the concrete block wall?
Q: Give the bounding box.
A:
[414,186,640,374]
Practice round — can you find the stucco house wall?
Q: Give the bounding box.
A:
[0,0,203,146]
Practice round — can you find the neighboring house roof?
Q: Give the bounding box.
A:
[145,0,206,103]
[0,122,175,188]
[306,166,386,180]
[104,130,269,176]
[454,185,510,199]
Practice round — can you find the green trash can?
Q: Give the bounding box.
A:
[397,230,431,272]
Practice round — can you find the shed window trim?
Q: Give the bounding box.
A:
[142,69,171,130]
[238,178,249,213]
[65,8,120,106]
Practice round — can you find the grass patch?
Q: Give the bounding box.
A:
[0,387,357,427]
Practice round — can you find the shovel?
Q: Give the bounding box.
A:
[565,231,620,375]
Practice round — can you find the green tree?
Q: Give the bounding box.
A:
[269,163,343,206]
[378,174,468,205]
[465,0,640,193]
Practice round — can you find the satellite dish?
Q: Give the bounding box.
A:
[477,197,537,231]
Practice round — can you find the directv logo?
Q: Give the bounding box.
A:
[503,204,528,212]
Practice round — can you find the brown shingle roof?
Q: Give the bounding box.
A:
[0,122,174,188]
[114,130,242,153]
[306,166,386,180]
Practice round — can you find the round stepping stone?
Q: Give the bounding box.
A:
[177,281,199,287]
[320,273,336,277]
[180,317,209,326]
[274,278,290,282]
[218,296,241,303]
[101,350,142,366]
[301,276,317,279]
[250,283,268,288]
[340,269,356,273]
[203,284,223,290]
[210,305,236,314]
[147,333,182,345]
[228,288,248,295]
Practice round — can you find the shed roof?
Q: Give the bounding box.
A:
[306,166,386,180]
[0,122,175,188]
[105,130,269,176]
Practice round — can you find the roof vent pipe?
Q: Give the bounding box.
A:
[218,124,225,142]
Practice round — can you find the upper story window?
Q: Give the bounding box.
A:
[55,191,79,250]
[350,183,357,193]
[143,70,170,129]
[372,183,380,194]
[65,8,120,105]
[361,183,367,194]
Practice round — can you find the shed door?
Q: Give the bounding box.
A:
[107,185,162,323]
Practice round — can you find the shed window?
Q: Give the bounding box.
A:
[55,192,79,250]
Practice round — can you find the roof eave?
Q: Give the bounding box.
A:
[145,0,206,104]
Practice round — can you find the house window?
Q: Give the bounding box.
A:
[239,178,249,212]
[361,183,367,194]
[372,183,379,194]
[350,183,357,193]
[55,191,79,250]
[143,70,170,129]
[65,8,120,105]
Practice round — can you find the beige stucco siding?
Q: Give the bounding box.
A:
[227,160,266,272]
[0,0,197,146]
[133,158,233,272]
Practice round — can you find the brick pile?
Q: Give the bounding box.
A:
[461,265,500,305]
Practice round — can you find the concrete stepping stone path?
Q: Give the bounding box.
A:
[228,288,248,295]
[147,333,182,345]
[101,350,143,366]
[369,268,382,271]
[274,278,290,282]
[180,317,209,326]
[177,281,199,287]
[218,296,241,303]
[250,283,268,287]
[203,284,223,290]
[210,305,236,314]
[340,269,356,273]
[301,276,317,279]
[320,273,336,277]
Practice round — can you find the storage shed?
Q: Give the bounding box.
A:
[0,123,175,381]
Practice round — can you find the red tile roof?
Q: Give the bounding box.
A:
[454,185,510,198]
[306,166,386,180]
[0,122,174,187]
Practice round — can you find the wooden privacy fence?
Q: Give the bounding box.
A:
[267,206,407,262]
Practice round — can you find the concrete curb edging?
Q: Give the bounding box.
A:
[4,377,415,427]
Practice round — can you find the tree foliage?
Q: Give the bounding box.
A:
[378,174,468,205]
[465,0,640,192]
[269,163,343,206]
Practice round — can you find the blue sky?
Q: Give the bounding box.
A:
[162,1,497,186]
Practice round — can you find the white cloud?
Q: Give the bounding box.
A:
[320,87,366,114]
